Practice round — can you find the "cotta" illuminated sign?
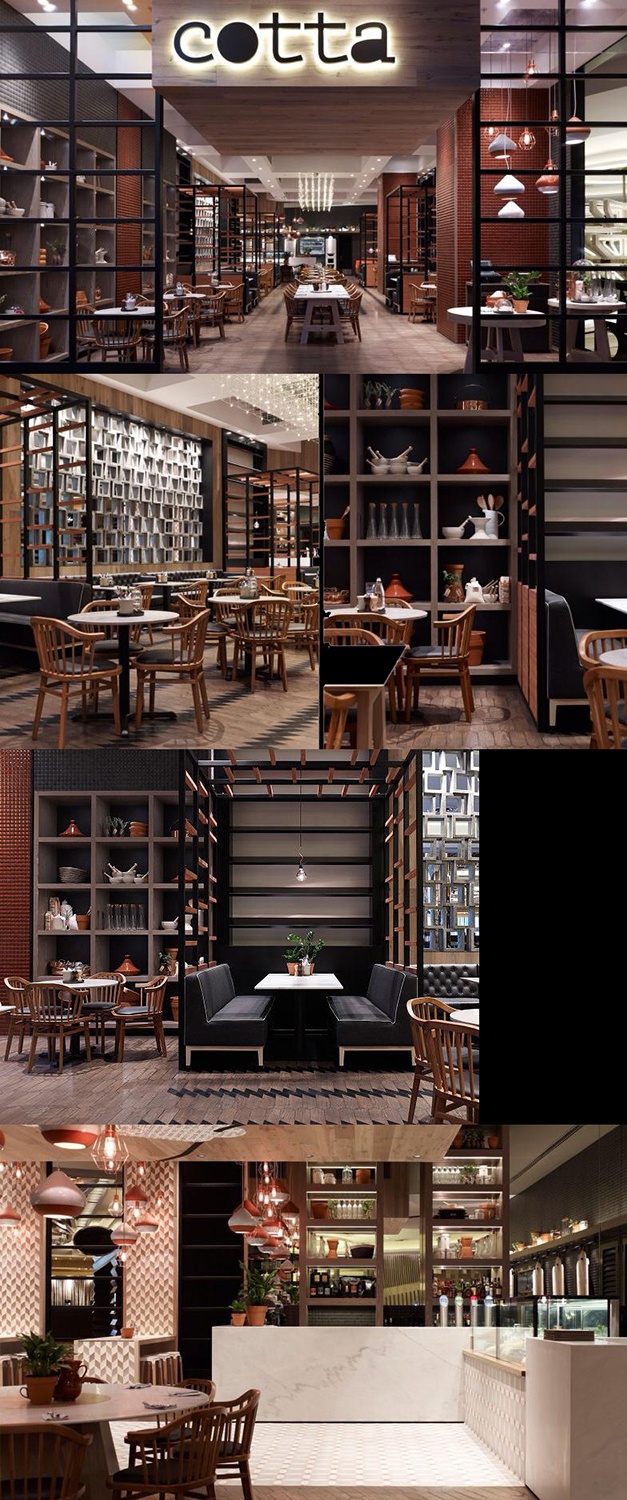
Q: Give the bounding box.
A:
[173,12,396,70]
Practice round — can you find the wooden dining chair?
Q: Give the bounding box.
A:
[403,604,476,723]
[3,976,31,1061]
[405,997,453,1123]
[92,316,142,363]
[200,290,227,340]
[284,287,308,341]
[174,581,209,610]
[124,1379,217,1465]
[340,289,363,341]
[112,975,168,1062]
[323,624,382,646]
[583,663,627,749]
[324,689,358,749]
[223,282,245,323]
[177,592,228,677]
[422,1016,480,1122]
[231,597,293,694]
[159,307,191,370]
[26,983,92,1074]
[327,612,406,720]
[213,1390,261,1500]
[0,1423,91,1500]
[408,283,428,323]
[579,630,627,747]
[31,617,122,749]
[110,1407,226,1500]
[79,598,127,661]
[288,600,319,669]
[76,305,97,361]
[133,610,210,734]
[81,973,124,1058]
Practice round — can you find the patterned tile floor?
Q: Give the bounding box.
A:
[112,1422,521,1487]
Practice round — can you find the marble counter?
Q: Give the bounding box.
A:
[526,1338,627,1500]
[213,1327,471,1421]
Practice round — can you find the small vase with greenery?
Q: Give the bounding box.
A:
[283,930,324,975]
[20,1330,69,1404]
[239,1262,281,1326]
[229,1296,248,1327]
[502,270,541,314]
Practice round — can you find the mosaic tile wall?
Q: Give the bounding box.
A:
[124,1160,177,1335]
[0,1163,43,1335]
[463,1351,526,1482]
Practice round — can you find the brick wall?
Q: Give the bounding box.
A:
[0,0,115,151]
[116,96,143,303]
[437,88,551,342]
[0,749,31,1034]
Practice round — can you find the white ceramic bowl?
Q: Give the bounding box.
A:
[442,525,466,540]
[8,207,24,218]
[407,462,426,474]
[368,463,389,475]
[388,460,408,473]
[161,919,178,932]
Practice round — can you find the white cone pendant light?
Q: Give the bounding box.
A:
[566,117,591,146]
[0,1202,21,1228]
[228,1199,261,1234]
[494,173,525,197]
[135,1212,159,1234]
[497,199,525,219]
[111,1221,138,1247]
[536,160,559,195]
[488,132,518,159]
[30,1170,86,1219]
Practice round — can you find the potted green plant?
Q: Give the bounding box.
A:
[300,930,324,974]
[19,1331,70,1404]
[283,933,303,975]
[229,1296,248,1327]
[502,270,541,314]
[240,1262,280,1326]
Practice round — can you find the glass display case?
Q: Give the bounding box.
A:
[471,1297,619,1365]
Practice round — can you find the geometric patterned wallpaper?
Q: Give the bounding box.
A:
[124,1160,177,1336]
[0,1162,43,1335]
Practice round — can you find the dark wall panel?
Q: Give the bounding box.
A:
[178,1162,243,1378]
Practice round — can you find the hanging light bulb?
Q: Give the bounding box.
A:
[484,123,499,143]
[295,766,307,882]
[92,1125,129,1173]
[518,127,536,151]
[525,57,538,80]
[110,1191,123,1216]
[536,159,559,194]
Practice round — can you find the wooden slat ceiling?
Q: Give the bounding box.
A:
[0,1123,459,1165]
[188,753,414,799]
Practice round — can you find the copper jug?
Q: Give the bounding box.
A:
[54,1358,88,1402]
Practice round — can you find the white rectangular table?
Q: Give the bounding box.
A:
[596,598,627,617]
[0,593,41,604]
[295,285,347,345]
[255,971,342,1059]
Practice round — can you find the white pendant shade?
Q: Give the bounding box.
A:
[111,1221,139,1246]
[497,199,525,219]
[134,1212,159,1234]
[488,132,518,158]
[0,1202,21,1228]
[494,173,525,196]
[30,1169,86,1219]
[228,1200,261,1234]
[566,116,591,146]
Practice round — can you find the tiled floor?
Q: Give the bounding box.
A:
[0,1045,431,1125]
[185,290,465,374]
[0,647,318,750]
[111,1421,522,1489]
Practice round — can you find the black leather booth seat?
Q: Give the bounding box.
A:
[0,578,91,666]
[328,963,413,1066]
[424,963,479,1005]
[183,963,273,1067]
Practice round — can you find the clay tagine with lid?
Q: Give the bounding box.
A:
[60,819,83,838]
[385,573,413,603]
[115,954,140,977]
[456,447,490,474]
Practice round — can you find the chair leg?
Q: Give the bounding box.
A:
[135,673,145,730]
[250,647,256,694]
[279,645,288,692]
[191,676,204,733]
[83,1021,91,1064]
[407,1063,425,1124]
[149,677,156,716]
[404,669,414,722]
[199,672,210,720]
[32,684,46,741]
[460,666,474,722]
[111,675,121,736]
[115,1021,125,1063]
[58,682,70,750]
[155,1019,167,1057]
[4,1019,14,1061]
[27,1032,38,1073]
[58,1027,64,1074]
[388,673,397,725]
[239,1460,254,1500]
[18,1025,26,1056]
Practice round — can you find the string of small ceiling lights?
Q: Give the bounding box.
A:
[228,1161,299,1271]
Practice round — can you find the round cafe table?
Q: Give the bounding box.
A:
[325,605,427,622]
[547,297,623,361]
[0,1381,212,1500]
[451,1008,479,1027]
[599,648,627,670]
[67,608,177,735]
[447,306,546,372]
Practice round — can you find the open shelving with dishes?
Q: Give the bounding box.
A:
[422,751,479,957]
[424,1126,509,1326]
[176,183,260,313]
[33,787,185,1025]
[384,178,436,315]
[301,1164,382,1325]
[323,372,517,676]
[223,460,319,578]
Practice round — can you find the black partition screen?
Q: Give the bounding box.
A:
[178,1161,243,1378]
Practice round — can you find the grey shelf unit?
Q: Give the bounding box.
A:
[323,374,518,676]
[422,751,480,958]
[33,788,183,1025]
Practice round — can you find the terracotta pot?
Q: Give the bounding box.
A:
[54,1359,87,1403]
[460,1236,474,1259]
[456,447,490,475]
[76,914,90,931]
[170,996,179,1023]
[246,1306,267,1327]
[311,1200,329,1220]
[286,962,297,975]
[385,573,412,603]
[326,517,346,541]
[231,1313,246,1326]
[20,1376,58,1405]
[512,299,529,315]
[487,1133,500,1149]
[468,630,486,666]
[355,1168,372,1185]
[120,1327,134,1339]
[115,954,140,976]
[326,1238,339,1259]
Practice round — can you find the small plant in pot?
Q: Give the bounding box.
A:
[502,270,541,314]
[19,1330,70,1404]
[229,1296,248,1327]
[283,933,303,975]
[240,1262,280,1326]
